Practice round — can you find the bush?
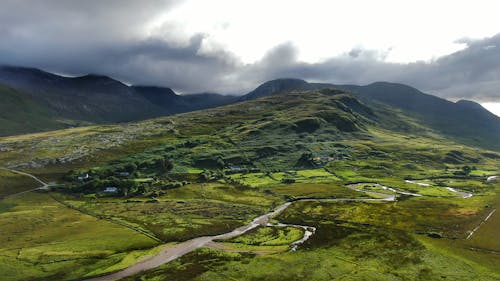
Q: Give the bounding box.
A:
[281,178,296,184]
[293,117,325,133]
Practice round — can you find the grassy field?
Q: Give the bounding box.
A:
[209,225,305,255]
[60,183,280,242]
[124,224,500,281]
[0,193,159,281]
[0,169,40,197]
[269,182,367,199]
[463,190,500,252]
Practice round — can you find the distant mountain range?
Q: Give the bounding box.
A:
[0,65,235,135]
[0,65,498,150]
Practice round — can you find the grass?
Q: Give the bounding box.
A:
[277,194,496,239]
[0,193,159,281]
[60,183,280,242]
[224,226,304,246]
[124,223,500,281]
[83,243,176,277]
[463,189,500,252]
[0,169,40,197]
[269,183,367,199]
[227,172,277,187]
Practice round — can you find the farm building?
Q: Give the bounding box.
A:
[77,173,89,180]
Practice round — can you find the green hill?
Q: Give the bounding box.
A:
[0,84,83,136]
[241,79,500,151]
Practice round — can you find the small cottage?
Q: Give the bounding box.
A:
[77,173,89,180]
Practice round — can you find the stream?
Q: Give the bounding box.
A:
[404,179,473,198]
[2,167,478,280]
[84,190,395,281]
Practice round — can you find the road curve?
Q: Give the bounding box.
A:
[84,191,395,281]
[0,167,51,198]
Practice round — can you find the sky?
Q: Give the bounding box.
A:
[0,0,499,115]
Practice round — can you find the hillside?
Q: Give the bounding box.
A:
[0,66,162,121]
[342,82,500,149]
[0,66,233,135]
[0,88,494,176]
[241,79,500,150]
[1,66,498,150]
[0,84,82,135]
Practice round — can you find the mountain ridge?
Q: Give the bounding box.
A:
[1,65,498,150]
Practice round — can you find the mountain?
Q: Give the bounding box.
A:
[0,66,234,136]
[240,78,333,101]
[2,85,499,281]
[133,86,236,114]
[340,82,500,149]
[0,84,70,135]
[0,66,164,123]
[240,79,500,150]
[1,65,498,150]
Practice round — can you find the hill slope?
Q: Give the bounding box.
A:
[1,66,498,150]
[342,82,500,149]
[0,66,234,136]
[2,88,491,172]
[241,79,500,150]
[0,84,81,135]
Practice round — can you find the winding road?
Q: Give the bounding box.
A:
[1,168,478,281]
[84,190,397,281]
[86,179,477,280]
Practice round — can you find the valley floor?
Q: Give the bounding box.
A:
[1,167,499,281]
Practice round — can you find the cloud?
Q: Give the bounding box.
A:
[236,34,500,101]
[0,1,499,101]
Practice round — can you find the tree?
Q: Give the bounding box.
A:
[124,163,137,174]
[462,165,471,175]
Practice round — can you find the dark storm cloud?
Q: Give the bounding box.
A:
[0,0,241,93]
[0,1,499,100]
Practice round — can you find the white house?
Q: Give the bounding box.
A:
[77,173,89,180]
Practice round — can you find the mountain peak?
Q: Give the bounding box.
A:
[71,74,126,87]
[241,78,309,100]
[241,78,326,101]
[455,99,484,110]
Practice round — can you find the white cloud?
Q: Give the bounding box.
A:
[152,0,500,63]
[481,102,500,117]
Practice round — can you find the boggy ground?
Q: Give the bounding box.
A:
[0,91,499,280]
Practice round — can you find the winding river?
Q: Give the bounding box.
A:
[2,167,478,280]
[404,179,473,198]
[88,178,476,280]
[84,190,396,281]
